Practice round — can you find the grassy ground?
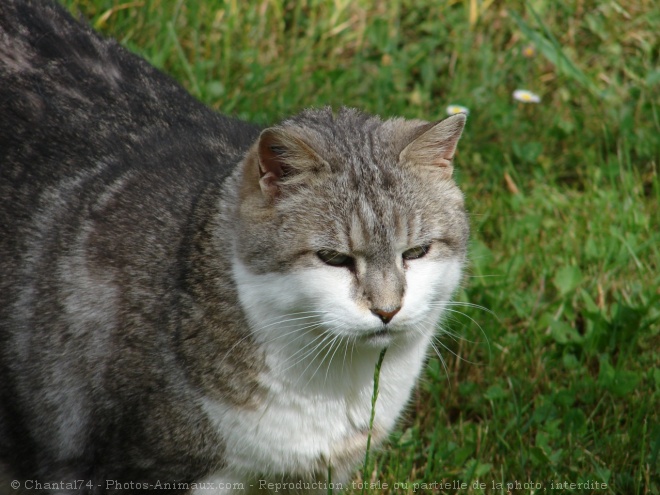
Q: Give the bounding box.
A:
[64,1,659,493]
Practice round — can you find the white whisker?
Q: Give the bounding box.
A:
[430,300,495,316]
[322,334,346,386]
[297,334,339,389]
[432,330,479,366]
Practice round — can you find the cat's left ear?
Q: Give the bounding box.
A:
[399,113,466,178]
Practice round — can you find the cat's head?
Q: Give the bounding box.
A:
[233,107,468,351]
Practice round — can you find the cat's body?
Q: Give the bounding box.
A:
[0,1,468,493]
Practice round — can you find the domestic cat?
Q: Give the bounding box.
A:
[0,0,469,493]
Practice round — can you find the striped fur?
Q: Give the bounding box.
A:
[0,1,468,493]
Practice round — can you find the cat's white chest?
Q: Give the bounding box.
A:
[199,339,430,492]
[203,380,365,474]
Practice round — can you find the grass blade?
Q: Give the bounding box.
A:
[361,347,387,495]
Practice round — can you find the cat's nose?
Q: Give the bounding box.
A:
[371,307,401,324]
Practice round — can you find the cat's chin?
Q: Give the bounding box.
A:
[355,323,425,348]
[360,327,394,347]
[321,319,429,349]
[309,325,395,348]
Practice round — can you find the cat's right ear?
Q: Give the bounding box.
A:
[399,113,466,179]
[256,128,330,200]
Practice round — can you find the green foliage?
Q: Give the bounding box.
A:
[63,0,660,493]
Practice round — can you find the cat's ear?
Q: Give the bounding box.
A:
[399,113,466,178]
[257,128,330,199]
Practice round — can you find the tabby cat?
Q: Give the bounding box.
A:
[0,0,469,493]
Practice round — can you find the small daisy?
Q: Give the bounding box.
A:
[522,45,536,58]
[513,89,541,103]
[446,104,470,116]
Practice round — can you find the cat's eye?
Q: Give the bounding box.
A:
[317,250,354,268]
[402,244,430,261]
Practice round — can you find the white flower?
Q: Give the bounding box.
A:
[446,104,470,116]
[513,89,541,103]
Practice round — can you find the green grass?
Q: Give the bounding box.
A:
[64,1,660,493]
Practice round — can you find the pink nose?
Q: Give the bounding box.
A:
[371,307,400,324]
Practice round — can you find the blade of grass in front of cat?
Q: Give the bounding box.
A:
[361,347,387,495]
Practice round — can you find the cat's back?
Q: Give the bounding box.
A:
[0,0,260,277]
[0,0,264,321]
[0,0,259,178]
[0,0,264,480]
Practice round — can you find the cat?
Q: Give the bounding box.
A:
[0,0,469,493]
